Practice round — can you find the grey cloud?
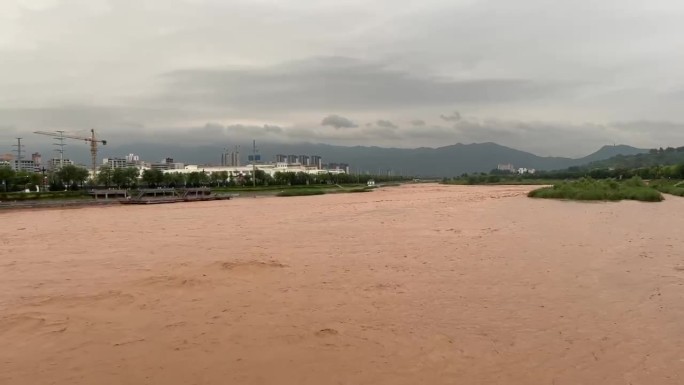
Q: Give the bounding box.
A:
[440,111,461,122]
[404,125,458,140]
[201,123,226,135]
[608,120,684,147]
[158,57,562,113]
[225,124,285,137]
[321,114,358,129]
[448,119,615,156]
[361,126,402,140]
[397,116,682,156]
[611,120,683,133]
[110,123,289,146]
[0,106,150,130]
[376,120,398,129]
[3,0,684,156]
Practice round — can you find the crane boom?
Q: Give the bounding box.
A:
[33,129,108,177]
[33,130,106,144]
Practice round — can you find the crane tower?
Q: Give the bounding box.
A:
[33,129,107,175]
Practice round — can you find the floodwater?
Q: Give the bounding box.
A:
[1,184,683,384]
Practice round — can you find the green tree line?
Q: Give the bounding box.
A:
[2,164,411,192]
[1,165,90,192]
[139,169,410,188]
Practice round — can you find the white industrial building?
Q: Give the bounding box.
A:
[159,162,346,177]
[102,157,129,169]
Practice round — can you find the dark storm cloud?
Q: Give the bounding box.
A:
[158,57,561,112]
[321,114,358,129]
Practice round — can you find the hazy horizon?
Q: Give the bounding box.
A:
[0,138,647,168]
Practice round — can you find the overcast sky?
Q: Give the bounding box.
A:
[2,0,684,157]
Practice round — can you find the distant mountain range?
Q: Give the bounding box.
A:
[100,142,648,177]
[582,146,684,170]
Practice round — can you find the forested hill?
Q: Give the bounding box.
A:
[583,146,684,169]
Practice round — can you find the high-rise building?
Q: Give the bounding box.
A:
[299,155,310,166]
[310,155,322,169]
[223,150,240,166]
[125,153,140,164]
[275,154,287,163]
[48,158,74,169]
[229,151,240,166]
[31,152,42,167]
[286,155,298,164]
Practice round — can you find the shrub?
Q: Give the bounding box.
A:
[528,178,663,202]
[276,189,326,197]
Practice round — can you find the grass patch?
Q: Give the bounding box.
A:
[327,187,372,194]
[649,179,684,197]
[0,191,89,201]
[349,187,373,192]
[276,189,327,197]
[275,186,372,197]
[528,177,663,202]
[377,182,402,187]
[443,177,565,186]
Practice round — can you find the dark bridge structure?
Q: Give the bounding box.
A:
[119,188,236,205]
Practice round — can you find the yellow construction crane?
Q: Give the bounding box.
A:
[33,129,108,175]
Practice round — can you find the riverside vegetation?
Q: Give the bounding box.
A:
[442,148,684,202]
[528,177,664,202]
[276,186,372,197]
[1,164,398,201]
[649,180,684,197]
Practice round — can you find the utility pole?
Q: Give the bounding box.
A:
[35,129,106,175]
[12,138,24,172]
[53,130,66,169]
[252,140,258,187]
